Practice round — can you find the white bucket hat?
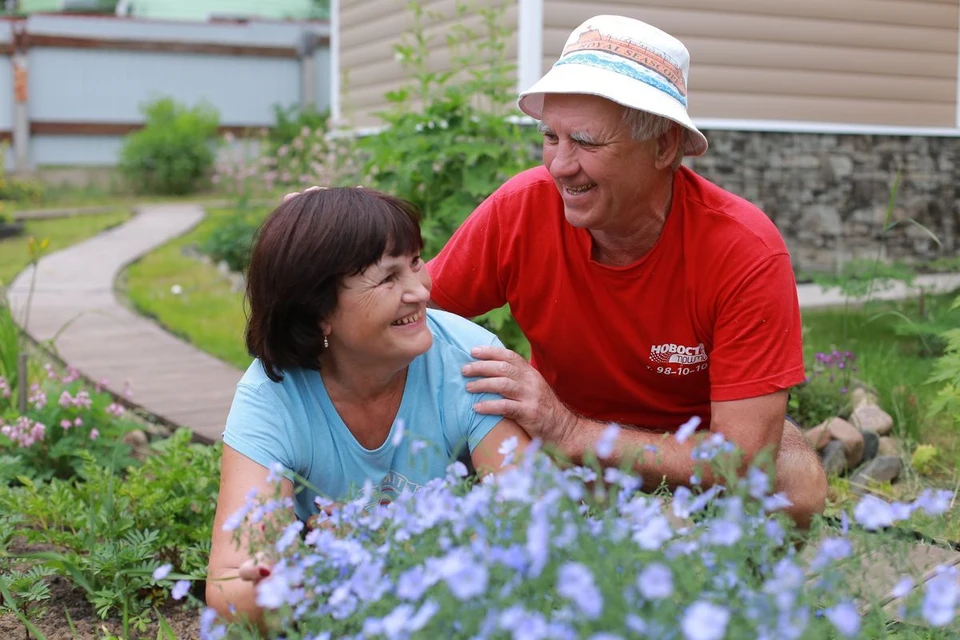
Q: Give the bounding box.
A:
[518,15,708,157]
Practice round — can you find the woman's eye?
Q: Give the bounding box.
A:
[380,274,397,285]
[411,256,422,269]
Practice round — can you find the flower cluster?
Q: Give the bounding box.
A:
[789,349,860,427]
[0,364,140,482]
[195,430,959,639]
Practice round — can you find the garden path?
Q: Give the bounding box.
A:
[6,204,242,444]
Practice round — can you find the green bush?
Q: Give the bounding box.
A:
[268,103,329,155]
[119,97,220,196]
[0,429,219,625]
[353,0,539,356]
[927,294,960,429]
[788,350,856,428]
[200,211,262,273]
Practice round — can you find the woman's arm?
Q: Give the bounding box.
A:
[206,445,295,628]
[470,417,532,475]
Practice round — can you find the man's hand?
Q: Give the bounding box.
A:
[463,346,576,446]
[283,185,325,202]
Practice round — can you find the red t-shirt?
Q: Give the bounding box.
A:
[427,165,805,431]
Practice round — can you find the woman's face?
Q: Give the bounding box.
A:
[322,251,433,367]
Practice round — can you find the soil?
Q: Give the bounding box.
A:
[0,540,200,640]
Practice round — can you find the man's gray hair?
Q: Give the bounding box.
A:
[621,107,686,169]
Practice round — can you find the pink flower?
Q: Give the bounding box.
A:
[60,419,72,429]
[74,417,83,427]
[106,403,126,417]
[89,428,100,441]
[44,364,56,379]
[59,391,73,407]
[74,391,92,409]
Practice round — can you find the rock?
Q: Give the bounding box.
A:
[877,437,902,458]
[851,387,879,411]
[821,440,848,476]
[122,429,149,448]
[860,429,879,463]
[816,417,865,468]
[851,405,894,435]
[850,456,904,493]
[122,429,151,461]
[804,424,831,450]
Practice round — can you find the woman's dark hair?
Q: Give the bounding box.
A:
[245,187,423,382]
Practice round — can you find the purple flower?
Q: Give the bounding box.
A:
[152,564,172,581]
[676,416,702,443]
[681,601,729,640]
[396,565,431,601]
[825,601,860,637]
[637,563,673,600]
[632,515,673,551]
[595,423,620,459]
[853,495,895,530]
[913,488,953,516]
[498,435,519,466]
[275,520,304,553]
[811,537,853,571]
[171,580,191,600]
[704,520,742,547]
[922,565,958,627]
[762,492,793,513]
[890,577,914,599]
[557,562,603,619]
[747,467,770,499]
[199,608,225,640]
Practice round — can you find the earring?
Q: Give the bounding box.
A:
[323,334,329,349]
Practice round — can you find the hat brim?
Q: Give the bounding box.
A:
[518,63,708,157]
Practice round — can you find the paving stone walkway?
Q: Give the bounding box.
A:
[6,204,243,443]
[6,203,960,444]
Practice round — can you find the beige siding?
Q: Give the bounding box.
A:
[340,0,519,128]
[541,0,959,127]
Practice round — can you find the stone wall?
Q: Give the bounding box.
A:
[685,130,960,274]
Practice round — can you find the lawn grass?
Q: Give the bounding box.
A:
[800,291,960,455]
[0,210,132,287]
[119,207,271,370]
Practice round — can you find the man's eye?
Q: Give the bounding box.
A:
[543,134,558,144]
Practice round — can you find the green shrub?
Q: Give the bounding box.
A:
[927,294,960,429]
[0,429,219,625]
[269,103,329,154]
[200,211,262,273]
[0,359,141,483]
[119,97,220,195]
[788,349,856,428]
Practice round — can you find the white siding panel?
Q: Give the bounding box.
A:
[340,0,519,128]
[541,0,959,126]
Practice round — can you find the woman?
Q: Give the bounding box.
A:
[206,187,530,624]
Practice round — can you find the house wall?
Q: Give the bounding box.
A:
[338,0,519,129]
[122,0,322,21]
[687,129,960,272]
[541,0,959,128]
[1,14,331,171]
[0,20,12,172]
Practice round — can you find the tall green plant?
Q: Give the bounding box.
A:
[355,0,540,355]
[927,294,960,431]
[360,0,540,259]
[119,97,220,195]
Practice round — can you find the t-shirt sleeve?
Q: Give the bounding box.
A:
[222,382,301,475]
[426,194,507,318]
[709,253,806,402]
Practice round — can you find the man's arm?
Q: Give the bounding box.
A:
[553,391,786,488]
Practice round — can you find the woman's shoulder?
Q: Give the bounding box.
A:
[425,309,500,356]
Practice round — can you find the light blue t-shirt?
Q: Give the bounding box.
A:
[222,310,505,522]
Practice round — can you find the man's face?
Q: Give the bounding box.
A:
[539,94,660,233]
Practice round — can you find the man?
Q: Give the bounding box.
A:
[425,15,827,526]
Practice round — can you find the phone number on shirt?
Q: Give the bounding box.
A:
[654,363,709,376]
